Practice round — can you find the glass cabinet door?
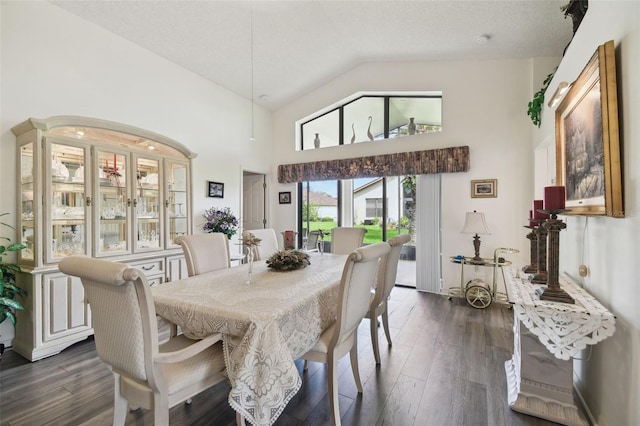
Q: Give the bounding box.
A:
[96,150,129,256]
[19,142,35,265]
[135,156,161,251]
[47,141,89,262]
[166,160,189,247]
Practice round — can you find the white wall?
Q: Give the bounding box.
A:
[533,2,639,425]
[272,58,554,292]
[0,2,272,342]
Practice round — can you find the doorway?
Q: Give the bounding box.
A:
[242,171,266,230]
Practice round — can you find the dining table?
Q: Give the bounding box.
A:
[152,251,348,426]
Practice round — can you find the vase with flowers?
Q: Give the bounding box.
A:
[202,207,239,239]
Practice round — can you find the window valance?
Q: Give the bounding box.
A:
[277,146,469,183]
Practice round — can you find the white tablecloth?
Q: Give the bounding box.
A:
[503,267,616,360]
[152,252,347,426]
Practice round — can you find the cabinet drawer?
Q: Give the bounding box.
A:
[147,276,165,287]
[128,258,165,278]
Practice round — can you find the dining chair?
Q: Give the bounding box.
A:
[59,256,227,426]
[301,242,391,426]
[176,233,230,276]
[367,233,411,364]
[330,227,366,255]
[245,228,279,260]
[306,230,321,252]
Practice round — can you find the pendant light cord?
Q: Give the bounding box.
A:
[250,0,255,141]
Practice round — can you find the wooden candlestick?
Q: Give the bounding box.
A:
[531,220,548,284]
[523,226,538,274]
[540,210,574,304]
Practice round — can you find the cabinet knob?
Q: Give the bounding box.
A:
[86,196,91,206]
[165,200,170,208]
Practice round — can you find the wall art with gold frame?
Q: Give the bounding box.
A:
[555,40,623,217]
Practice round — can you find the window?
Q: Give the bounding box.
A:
[298,93,442,150]
[365,198,384,218]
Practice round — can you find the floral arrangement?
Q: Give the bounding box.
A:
[202,207,238,239]
[240,232,261,248]
[266,250,311,272]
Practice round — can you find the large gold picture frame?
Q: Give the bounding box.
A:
[555,40,623,217]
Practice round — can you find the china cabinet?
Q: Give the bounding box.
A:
[11,116,196,361]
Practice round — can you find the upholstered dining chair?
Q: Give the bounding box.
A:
[367,233,411,364]
[176,233,230,276]
[301,242,390,426]
[245,228,279,260]
[330,227,366,255]
[59,256,227,426]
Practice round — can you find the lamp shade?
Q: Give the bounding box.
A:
[461,211,491,235]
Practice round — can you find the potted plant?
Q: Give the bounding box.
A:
[0,213,27,357]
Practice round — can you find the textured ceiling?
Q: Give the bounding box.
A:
[51,0,574,110]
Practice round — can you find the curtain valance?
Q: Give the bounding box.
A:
[277,146,469,183]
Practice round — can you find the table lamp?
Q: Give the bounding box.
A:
[461,211,491,262]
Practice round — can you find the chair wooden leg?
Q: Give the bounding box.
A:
[370,316,381,365]
[328,355,341,426]
[303,359,309,370]
[382,304,392,346]
[112,374,128,426]
[349,337,363,393]
[236,411,246,425]
[154,394,169,426]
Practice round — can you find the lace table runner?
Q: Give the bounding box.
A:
[153,252,347,426]
[503,267,615,360]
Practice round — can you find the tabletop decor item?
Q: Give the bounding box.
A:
[266,250,310,271]
[240,232,261,284]
[202,207,238,239]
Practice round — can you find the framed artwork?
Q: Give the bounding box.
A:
[471,179,497,198]
[555,40,623,217]
[208,181,224,198]
[279,191,291,204]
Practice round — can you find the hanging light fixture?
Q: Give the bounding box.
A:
[249,0,255,141]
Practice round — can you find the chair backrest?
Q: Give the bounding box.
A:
[176,233,230,276]
[59,256,156,383]
[333,242,390,346]
[307,231,321,251]
[246,228,279,260]
[330,227,366,255]
[373,234,411,307]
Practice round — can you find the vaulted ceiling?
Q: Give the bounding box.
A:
[51,1,574,110]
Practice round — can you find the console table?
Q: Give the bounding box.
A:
[502,267,615,425]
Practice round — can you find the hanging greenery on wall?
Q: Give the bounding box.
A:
[527,68,556,128]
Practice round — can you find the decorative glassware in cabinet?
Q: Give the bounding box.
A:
[136,156,161,251]
[166,160,188,246]
[19,142,35,264]
[97,150,129,256]
[48,142,88,261]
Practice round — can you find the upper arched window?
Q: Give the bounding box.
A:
[298,93,442,151]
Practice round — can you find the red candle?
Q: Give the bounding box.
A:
[528,210,535,227]
[532,199,550,220]
[544,186,566,210]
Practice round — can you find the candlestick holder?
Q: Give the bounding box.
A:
[539,209,574,304]
[522,225,538,274]
[530,218,548,284]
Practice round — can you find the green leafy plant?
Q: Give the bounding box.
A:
[0,213,27,325]
[527,69,556,127]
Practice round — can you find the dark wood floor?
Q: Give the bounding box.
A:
[0,288,561,426]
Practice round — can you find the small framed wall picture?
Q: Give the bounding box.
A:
[471,179,497,198]
[279,191,291,204]
[208,181,224,198]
